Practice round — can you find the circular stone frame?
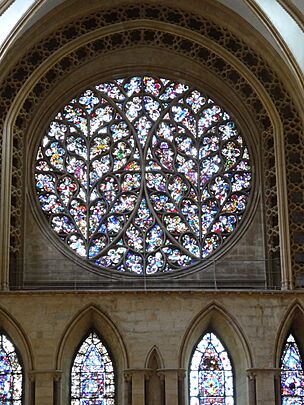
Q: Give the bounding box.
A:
[30,68,259,280]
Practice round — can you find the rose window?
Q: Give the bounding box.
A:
[35,76,252,275]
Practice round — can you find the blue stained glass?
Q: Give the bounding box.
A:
[281,334,304,403]
[35,76,252,275]
[190,332,234,405]
[0,333,23,404]
[71,332,115,405]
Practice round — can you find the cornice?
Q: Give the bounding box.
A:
[1,289,304,296]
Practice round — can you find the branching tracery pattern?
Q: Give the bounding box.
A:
[281,334,304,404]
[189,332,234,404]
[71,331,115,404]
[35,76,252,275]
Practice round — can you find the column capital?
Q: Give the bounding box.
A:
[124,368,152,381]
[28,369,62,382]
[157,368,186,380]
[246,368,281,377]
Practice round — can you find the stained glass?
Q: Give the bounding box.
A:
[71,331,115,405]
[35,76,252,275]
[281,334,304,404]
[0,333,23,404]
[190,332,234,405]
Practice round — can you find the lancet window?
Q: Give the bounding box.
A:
[189,331,234,404]
[70,331,115,404]
[0,332,23,404]
[281,333,304,404]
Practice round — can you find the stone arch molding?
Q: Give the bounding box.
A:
[145,345,165,369]
[56,304,128,404]
[0,305,33,371]
[0,0,300,287]
[180,302,253,404]
[25,53,262,284]
[274,300,304,368]
[0,305,34,403]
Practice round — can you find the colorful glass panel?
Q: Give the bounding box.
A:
[190,332,234,405]
[35,76,252,275]
[71,331,115,405]
[0,333,22,404]
[281,334,304,404]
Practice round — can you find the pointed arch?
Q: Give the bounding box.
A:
[180,302,253,404]
[145,345,164,369]
[280,332,304,403]
[0,307,33,372]
[0,332,23,403]
[56,304,128,404]
[0,306,34,404]
[274,300,304,368]
[189,331,234,404]
[274,301,304,403]
[70,330,115,404]
[145,346,165,405]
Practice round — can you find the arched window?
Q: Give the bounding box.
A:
[34,75,253,277]
[280,333,304,404]
[0,332,23,403]
[189,331,234,404]
[70,331,115,404]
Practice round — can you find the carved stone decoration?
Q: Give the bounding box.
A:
[0,2,302,285]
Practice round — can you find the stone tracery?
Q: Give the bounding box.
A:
[35,76,252,275]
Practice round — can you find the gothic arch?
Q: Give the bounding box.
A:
[180,301,253,404]
[145,345,165,369]
[0,305,34,403]
[0,306,33,370]
[0,0,300,290]
[274,300,304,368]
[145,346,165,405]
[56,304,128,404]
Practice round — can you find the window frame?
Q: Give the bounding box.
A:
[69,329,117,405]
[0,329,24,405]
[188,329,236,405]
[280,330,304,404]
[32,74,256,280]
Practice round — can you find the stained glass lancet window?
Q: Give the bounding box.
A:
[35,75,252,275]
[0,332,23,404]
[189,332,234,405]
[71,331,115,404]
[281,333,304,404]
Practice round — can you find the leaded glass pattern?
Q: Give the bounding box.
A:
[71,331,115,405]
[281,334,304,404]
[189,332,234,405]
[0,333,23,404]
[35,75,252,275]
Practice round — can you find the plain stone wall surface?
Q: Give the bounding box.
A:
[0,290,303,404]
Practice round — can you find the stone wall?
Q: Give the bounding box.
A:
[1,290,303,404]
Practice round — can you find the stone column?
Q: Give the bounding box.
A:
[124,372,132,405]
[124,369,146,405]
[0,126,12,291]
[158,369,185,405]
[274,370,281,405]
[247,368,281,405]
[29,370,61,405]
[178,369,186,405]
[247,369,257,405]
